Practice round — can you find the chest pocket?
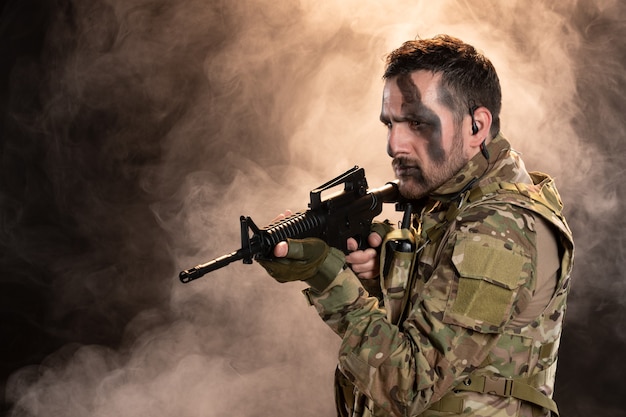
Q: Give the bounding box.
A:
[444,233,531,332]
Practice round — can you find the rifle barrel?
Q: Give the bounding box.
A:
[179,248,249,283]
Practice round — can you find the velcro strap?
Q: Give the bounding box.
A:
[428,395,464,413]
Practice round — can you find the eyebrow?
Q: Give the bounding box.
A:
[380,104,436,124]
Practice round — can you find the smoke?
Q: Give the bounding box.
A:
[1,0,624,416]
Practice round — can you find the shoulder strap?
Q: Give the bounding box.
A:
[455,176,573,243]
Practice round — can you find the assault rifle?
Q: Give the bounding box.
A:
[179,166,399,283]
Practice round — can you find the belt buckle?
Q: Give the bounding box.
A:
[483,376,513,397]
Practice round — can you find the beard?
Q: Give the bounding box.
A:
[393,133,468,200]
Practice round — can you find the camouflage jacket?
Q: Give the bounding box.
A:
[303,134,574,417]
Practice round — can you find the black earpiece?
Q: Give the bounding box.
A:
[469,103,479,135]
[469,100,489,160]
[480,139,490,160]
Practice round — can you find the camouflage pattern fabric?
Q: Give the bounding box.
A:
[303,134,574,417]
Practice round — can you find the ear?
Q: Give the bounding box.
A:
[468,106,493,147]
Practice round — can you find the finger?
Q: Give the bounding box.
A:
[356,270,378,280]
[346,237,358,252]
[271,214,285,223]
[346,250,379,279]
[273,241,289,257]
[345,248,377,264]
[351,259,379,280]
[271,209,294,223]
[350,259,376,274]
[370,221,393,241]
[368,232,383,248]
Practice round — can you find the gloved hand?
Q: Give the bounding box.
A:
[256,238,346,292]
[370,220,395,243]
[346,220,394,279]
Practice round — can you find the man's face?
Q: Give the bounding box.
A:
[380,70,468,200]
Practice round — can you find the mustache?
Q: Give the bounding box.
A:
[392,156,421,170]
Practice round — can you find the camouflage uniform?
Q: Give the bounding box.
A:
[303,134,574,417]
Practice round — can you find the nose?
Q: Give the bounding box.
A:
[387,124,410,158]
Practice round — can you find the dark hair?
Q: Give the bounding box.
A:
[384,35,501,137]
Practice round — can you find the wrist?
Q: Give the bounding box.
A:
[305,247,346,292]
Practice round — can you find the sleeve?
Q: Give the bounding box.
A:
[304,203,538,416]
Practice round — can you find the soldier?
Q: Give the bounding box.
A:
[258,34,574,416]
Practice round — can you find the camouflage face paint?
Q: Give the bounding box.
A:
[396,74,445,163]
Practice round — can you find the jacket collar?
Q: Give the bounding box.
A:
[428,133,517,202]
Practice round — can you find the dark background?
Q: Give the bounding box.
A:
[1,0,624,416]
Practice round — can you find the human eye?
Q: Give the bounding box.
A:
[408,119,424,130]
[380,117,392,129]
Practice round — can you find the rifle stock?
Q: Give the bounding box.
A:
[179,166,399,283]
